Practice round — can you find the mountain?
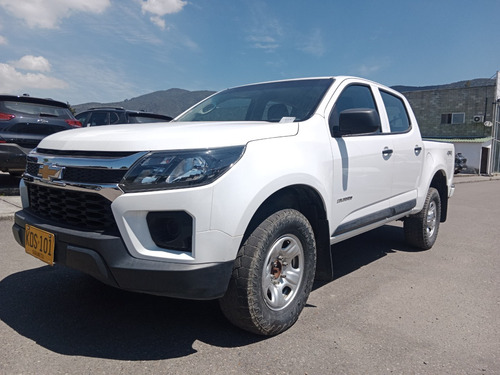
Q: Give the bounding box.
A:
[71,77,496,117]
[392,78,495,93]
[72,88,216,118]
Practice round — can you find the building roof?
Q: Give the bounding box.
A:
[423,137,492,143]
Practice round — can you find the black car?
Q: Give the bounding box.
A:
[455,152,467,174]
[76,107,172,127]
[0,95,81,176]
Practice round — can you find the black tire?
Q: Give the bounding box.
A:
[404,187,441,250]
[219,209,317,336]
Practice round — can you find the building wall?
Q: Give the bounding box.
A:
[403,85,495,138]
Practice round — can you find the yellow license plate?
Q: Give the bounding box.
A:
[25,225,55,266]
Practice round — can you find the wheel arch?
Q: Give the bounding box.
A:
[430,170,449,222]
[240,184,334,282]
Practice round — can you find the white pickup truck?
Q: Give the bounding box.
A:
[12,76,455,335]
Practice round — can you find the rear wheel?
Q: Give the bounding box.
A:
[404,187,441,250]
[219,209,316,336]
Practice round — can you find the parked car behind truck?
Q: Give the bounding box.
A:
[12,76,455,335]
[0,95,81,176]
[76,107,172,127]
[454,152,467,174]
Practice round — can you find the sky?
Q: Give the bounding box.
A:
[0,0,499,106]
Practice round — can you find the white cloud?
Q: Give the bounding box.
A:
[139,0,187,29]
[140,0,186,16]
[56,57,141,104]
[355,57,392,78]
[299,29,325,57]
[0,35,7,45]
[357,64,382,76]
[353,57,391,78]
[0,0,111,29]
[246,4,283,52]
[247,35,279,51]
[13,55,51,72]
[150,15,166,29]
[0,63,68,94]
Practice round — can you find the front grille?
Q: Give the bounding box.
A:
[26,162,39,176]
[27,183,116,231]
[63,168,127,183]
[26,161,127,183]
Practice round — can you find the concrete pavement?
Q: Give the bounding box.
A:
[0,195,22,221]
[1,173,499,221]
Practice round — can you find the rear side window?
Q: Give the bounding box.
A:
[380,91,410,133]
[109,112,121,124]
[329,84,379,135]
[75,112,90,125]
[88,112,109,126]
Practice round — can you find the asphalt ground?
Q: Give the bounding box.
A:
[0,175,499,374]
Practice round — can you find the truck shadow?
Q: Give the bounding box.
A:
[0,266,258,360]
[0,223,415,360]
[329,222,416,282]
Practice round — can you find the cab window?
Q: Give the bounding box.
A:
[380,91,410,133]
[329,85,379,136]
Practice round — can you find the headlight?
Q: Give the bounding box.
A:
[119,146,245,192]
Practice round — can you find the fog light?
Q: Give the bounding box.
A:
[146,211,193,252]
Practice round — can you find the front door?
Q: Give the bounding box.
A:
[327,83,393,237]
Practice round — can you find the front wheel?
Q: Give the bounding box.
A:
[404,187,441,250]
[219,209,317,336]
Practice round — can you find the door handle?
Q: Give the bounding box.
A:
[382,148,393,156]
[414,145,422,155]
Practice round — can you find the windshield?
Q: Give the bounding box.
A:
[175,78,333,123]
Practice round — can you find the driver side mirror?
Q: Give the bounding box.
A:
[335,108,381,136]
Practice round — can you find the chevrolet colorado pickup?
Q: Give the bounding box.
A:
[12,76,455,335]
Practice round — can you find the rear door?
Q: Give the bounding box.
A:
[378,89,422,209]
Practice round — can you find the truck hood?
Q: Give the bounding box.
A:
[38,121,299,151]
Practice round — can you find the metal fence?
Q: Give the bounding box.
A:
[490,72,500,174]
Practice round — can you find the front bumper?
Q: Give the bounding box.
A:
[449,184,455,198]
[12,209,233,300]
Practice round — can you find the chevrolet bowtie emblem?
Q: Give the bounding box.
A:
[38,163,64,181]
